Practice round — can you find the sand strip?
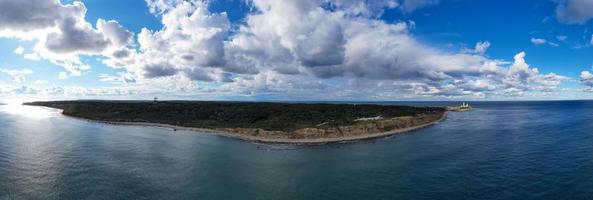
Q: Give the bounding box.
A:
[61,111,448,145]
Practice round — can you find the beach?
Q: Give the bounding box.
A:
[62,110,448,144]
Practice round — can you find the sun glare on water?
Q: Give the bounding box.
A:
[0,100,60,119]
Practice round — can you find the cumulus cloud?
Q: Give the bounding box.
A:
[97,19,133,47]
[0,0,134,78]
[387,51,569,98]
[580,69,593,91]
[463,41,490,55]
[474,41,491,55]
[99,72,136,84]
[145,0,186,14]
[0,0,64,32]
[1,68,33,82]
[0,0,573,99]
[24,53,41,61]
[324,0,398,17]
[220,0,478,82]
[103,0,568,99]
[58,72,68,79]
[555,0,593,24]
[130,0,447,81]
[124,1,232,80]
[13,46,24,54]
[239,0,346,69]
[502,52,568,93]
[44,18,110,54]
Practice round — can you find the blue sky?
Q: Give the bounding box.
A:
[1,0,593,101]
[403,0,592,78]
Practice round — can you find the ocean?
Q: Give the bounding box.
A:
[1,101,593,199]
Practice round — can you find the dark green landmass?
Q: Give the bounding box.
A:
[24,100,445,132]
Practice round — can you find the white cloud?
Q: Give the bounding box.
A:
[0,0,134,77]
[34,80,48,85]
[555,0,593,24]
[58,72,68,79]
[0,0,574,100]
[531,38,558,47]
[404,52,569,97]
[13,46,24,55]
[99,72,136,84]
[463,41,490,55]
[502,52,569,93]
[580,69,593,91]
[531,38,547,45]
[401,0,439,13]
[0,68,33,82]
[0,0,64,32]
[97,19,133,47]
[556,35,568,41]
[474,41,491,55]
[106,0,568,99]
[24,53,41,61]
[145,0,186,14]
[325,0,399,17]
[126,1,232,80]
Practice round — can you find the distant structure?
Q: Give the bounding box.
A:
[354,115,383,122]
[461,102,469,108]
[153,97,158,104]
[447,102,472,112]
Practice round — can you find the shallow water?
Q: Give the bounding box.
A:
[1,101,593,199]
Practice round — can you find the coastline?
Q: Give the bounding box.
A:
[61,110,448,145]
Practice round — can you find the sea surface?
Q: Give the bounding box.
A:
[1,101,593,199]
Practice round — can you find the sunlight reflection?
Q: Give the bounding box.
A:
[0,101,61,119]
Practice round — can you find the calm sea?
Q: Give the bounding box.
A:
[1,101,593,199]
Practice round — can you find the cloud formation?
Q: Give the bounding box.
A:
[13,46,24,55]
[580,69,593,92]
[1,68,33,82]
[463,41,490,55]
[555,0,593,24]
[0,0,133,78]
[531,38,559,47]
[0,0,574,100]
[401,0,439,13]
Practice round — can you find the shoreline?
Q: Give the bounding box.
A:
[61,111,449,145]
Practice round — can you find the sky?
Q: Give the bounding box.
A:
[1,0,593,101]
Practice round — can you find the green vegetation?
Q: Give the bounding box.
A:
[25,101,445,132]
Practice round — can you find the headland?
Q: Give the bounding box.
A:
[24,101,447,144]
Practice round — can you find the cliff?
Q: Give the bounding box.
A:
[215,112,445,141]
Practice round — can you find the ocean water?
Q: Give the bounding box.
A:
[1,101,593,199]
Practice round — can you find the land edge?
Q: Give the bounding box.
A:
[34,104,448,145]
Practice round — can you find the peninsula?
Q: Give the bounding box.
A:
[24,101,447,144]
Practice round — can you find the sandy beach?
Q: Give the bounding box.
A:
[69,111,448,145]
